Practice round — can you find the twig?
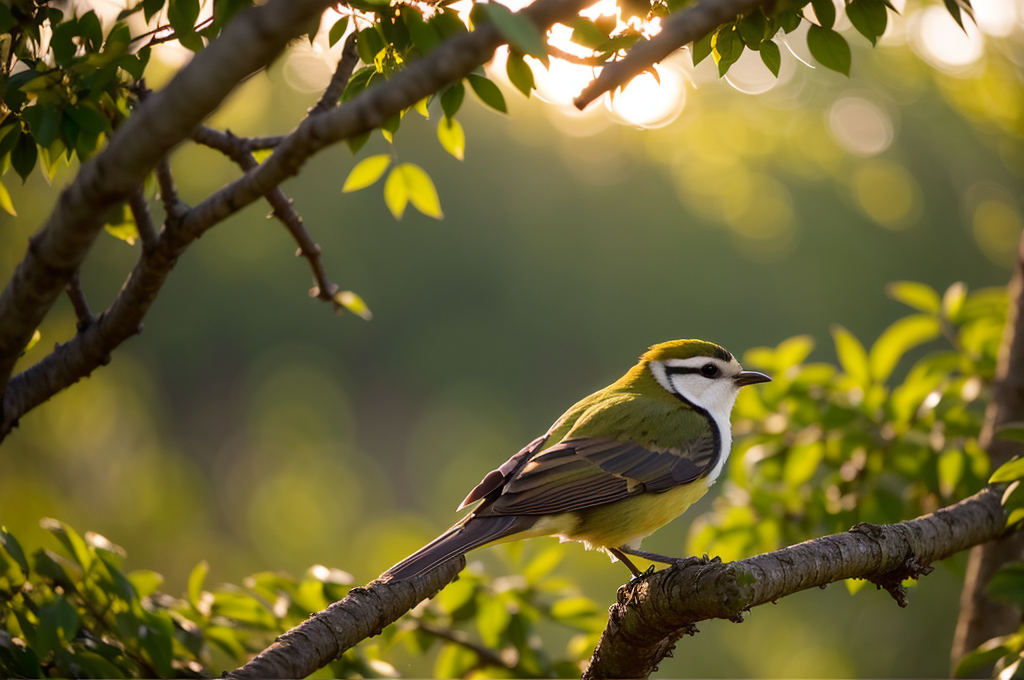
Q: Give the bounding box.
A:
[243,135,284,152]
[548,44,607,66]
[311,32,360,115]
[154,158,188,224]
[127,187,158,253]
[582,485,1009,679]
[573,0,767,109]
[416,620,515,669]
[191,126,340,304]
[64,270,94,332]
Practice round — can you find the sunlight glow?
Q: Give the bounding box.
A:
[828,96,893,156]
[910,5,985,73]
[604,66,686,128]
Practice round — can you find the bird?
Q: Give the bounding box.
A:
[380,339,771,581]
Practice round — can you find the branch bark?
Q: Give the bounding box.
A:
[583,485,1009,680]
[0,0,334,425]
[951,231,1024,671]
[573,0,767,110]
[227,557,465,679]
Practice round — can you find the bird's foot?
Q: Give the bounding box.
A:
[670,553,721,569]
[616,565,656,603]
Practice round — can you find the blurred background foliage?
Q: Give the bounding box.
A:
[0,0,1022,675]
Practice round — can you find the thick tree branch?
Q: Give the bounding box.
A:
[0,0,334,419]
[0,0,592,439]
[584,485,1009,680]
[227,558,465,679]
[573,0,767,110]
[951,230,1024,671]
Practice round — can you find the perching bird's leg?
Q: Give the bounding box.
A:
[608,547,644,578]
[618,546,720,569]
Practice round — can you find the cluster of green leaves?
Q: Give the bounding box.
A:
[1,521,603,678]
[691,281,1005,565]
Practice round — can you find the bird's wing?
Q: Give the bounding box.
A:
[457,435,549,510]
[477,421,718,517]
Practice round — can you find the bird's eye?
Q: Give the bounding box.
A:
[700,363,719,378]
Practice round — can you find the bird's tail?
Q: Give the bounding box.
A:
[380,515,534,582]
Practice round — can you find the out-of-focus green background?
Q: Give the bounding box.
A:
[1,2,1022,675]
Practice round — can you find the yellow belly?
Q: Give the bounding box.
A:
[488,480,711,551]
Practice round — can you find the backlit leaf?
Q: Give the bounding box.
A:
[524,543,563,584]
[481,2,547,62]
[760,39,781,76]
[868,314,941,382]
[886,281,941,314]
[997,424,1024,443]
[188,559,208,606]
[506,51,535,97]
[992,457,1024,484]
[384,163,443,219]
[342,154,391,193]
[831,324,870,386]
[334,290,373,319]
[438,117,465,160]
[712,26,743,76]
[0,179,15,216]
[40,518,92,570]
[807,25,850,75]
[476,596,511,648]
[0,526,29,576]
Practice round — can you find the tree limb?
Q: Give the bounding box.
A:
[227,558,465,679]
[416,620,516,670]
[573,0,767,110]
[0,0,334,420]
[311,32,360,116]
[951,230,1024,671]
[584,485,1009,680]
[0,0,591,440]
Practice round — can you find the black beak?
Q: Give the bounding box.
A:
[734,370,772,387]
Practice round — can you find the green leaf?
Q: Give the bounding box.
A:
[438,117,465,161]
[506,51,535,97]
[104,202,138,245]
[0,179,16,216]
[346,131,371,155]
[11,133,37,182]
[831,324,870,386]
[938,449,964,496]
[434,643,477,679]
[128,569,164,599]
[738,10,768,48]
[811,0,835,27]
[778,9,802,32]
[760,39,781,76]
[943,281,967,321]
[143,0,164,23]
[168,0,200,40]
[955,642,1015,679]
[692,30,714,66]
[783,442,823,488]
[476,596,511,648]
[807,25,851,75]
[441,82,466,118]
[333,290,373,319]
[36,595,80,654]
[868,314,942,382]
[988,563,1024,608]
[943,0,975,31]
[414,97,430,118]
[846,0,888,44]
[466,74,507,113]
[187,559,208,606]
[78,11,103,51]
[40,518,92,570]
[712,26,743,76]
[384,163,443,220]
[524,543,563,584]
[66,102,110,134]
[357,27,386,67]
[997,424,1024,443]
[571,18,609,49]
[342,154,391,193]
[211,590,276,628]
[886,281,941,314]
[481,2,547,62]
[329,17,349,47]
[992,457,1024,484]
[0,526,29,576]
[406,9,441,54]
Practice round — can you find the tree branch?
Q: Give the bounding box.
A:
[227,558,465,679]
[573,0,767,110]
[0,0,592,440]
[191,126,340,304]
[416,620,516,670]
[64,270,93,332]
[0,0,334,421]
[584,485,1009,680]
[951,230,1024,671]
[127,187,158,254]
[311,32,360,115]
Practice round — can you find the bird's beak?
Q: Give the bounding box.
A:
[734,370,772,386]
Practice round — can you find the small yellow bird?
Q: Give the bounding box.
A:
[382,339,770,580]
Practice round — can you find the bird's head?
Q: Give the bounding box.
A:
[639,339,771,417]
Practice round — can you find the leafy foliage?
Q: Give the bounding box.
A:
[691,281,1005,563]
[0,522,604,678]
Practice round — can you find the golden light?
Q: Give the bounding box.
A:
[973,0,1020,37]
[851,159,920,230]
[910,5,985,74]
[725,43,787,95]
[828,96,894,156]
[604,65,686,128]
